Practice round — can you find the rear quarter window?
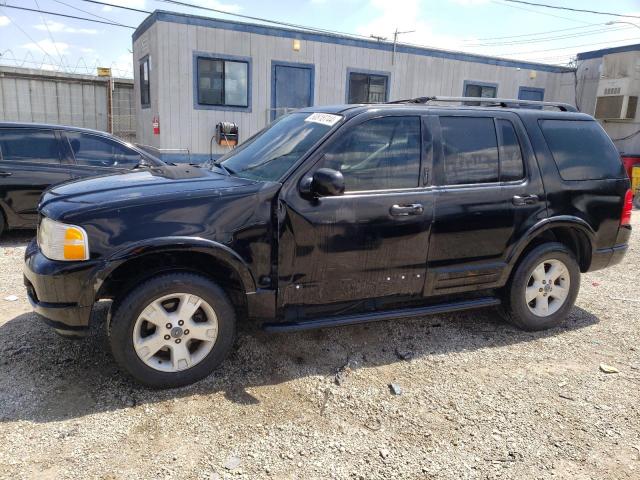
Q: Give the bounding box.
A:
[538,119,625,181]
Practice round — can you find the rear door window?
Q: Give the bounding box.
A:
[497,119,525,181]
[440,116,499,185]
[539,119,625,180]
[66,132,141,168]
[0,128,62,164]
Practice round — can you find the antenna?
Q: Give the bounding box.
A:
[392,28,415,65]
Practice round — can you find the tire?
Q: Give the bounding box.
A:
[108,272,236,388]
[501,242,580,331]
[634,193,640,210]
[0,209,5,238]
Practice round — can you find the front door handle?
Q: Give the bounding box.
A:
[512,194,539,206]
[390,203,424,216]
[0,171,11,177]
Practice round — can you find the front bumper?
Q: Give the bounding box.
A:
[23,239,98,334]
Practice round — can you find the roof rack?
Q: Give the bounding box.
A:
[387,96,578,112]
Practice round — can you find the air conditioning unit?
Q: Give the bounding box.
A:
[594,63,640,121]
[595,95,638,121]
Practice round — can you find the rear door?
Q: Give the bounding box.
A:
[62,131,143,179]
[0,127,71,227]
[278,113,435,308]
[426,111,546,295]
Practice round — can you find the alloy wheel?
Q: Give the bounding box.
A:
[525,259,571,317]
[132,293,218,372]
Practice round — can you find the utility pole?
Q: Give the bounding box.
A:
[392,28,415,65]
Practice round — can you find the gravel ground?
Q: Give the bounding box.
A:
[0,214,639,480]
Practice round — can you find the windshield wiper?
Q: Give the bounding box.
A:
[211,159,233,175]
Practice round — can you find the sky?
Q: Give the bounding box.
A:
[0,0,639,78]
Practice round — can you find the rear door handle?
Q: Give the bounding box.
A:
[512,194,539,206]
[390,203,424,216]
[0,171,11,177]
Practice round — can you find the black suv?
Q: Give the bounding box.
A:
[0,122,162,236]
[24,100,632,387]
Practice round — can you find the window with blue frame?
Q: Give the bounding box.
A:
[348,72,388,103]
[197,57,249,107]
[463,81,497,106]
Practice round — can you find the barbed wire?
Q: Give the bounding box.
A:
[0,50,133,77]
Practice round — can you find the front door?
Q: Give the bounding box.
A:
[0,128,71,227]
[278,114,435,310]
[271,62,314,120]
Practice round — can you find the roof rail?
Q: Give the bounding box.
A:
[387,96,578,112]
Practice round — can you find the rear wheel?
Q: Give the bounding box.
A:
[109,272,236,388]
[0,209,5,237]
[633,193,640,210]
[502,242,580,331]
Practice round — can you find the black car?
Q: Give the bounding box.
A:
[0,122,163,236]
[23,99,632,387]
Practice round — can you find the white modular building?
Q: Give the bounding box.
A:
[132,10,576,162]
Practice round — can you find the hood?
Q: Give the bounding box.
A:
[41,165,257,209]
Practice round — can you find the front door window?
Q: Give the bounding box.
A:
[317,116,421,191]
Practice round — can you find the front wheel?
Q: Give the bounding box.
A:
[501,242,580,331]
[108,272,236,388]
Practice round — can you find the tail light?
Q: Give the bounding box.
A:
[621,189,633,226]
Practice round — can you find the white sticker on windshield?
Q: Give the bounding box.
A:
[304,113,341,127]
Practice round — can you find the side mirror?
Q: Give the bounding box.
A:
[300,168,345,197]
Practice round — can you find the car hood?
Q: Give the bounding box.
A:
[40,165,257,209]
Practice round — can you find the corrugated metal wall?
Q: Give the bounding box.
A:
[0,66,135,142]
[133,15,576,160]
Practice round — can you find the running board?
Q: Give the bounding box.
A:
[262,297,501,333]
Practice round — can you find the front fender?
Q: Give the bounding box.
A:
[91,236,257,298]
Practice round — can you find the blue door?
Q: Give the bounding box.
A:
[271,62,314,120]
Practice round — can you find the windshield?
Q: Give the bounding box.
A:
[217,112,342,181]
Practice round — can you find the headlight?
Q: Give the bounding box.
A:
[38,217,90,261]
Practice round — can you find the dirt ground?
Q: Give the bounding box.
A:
[0,213,638,480]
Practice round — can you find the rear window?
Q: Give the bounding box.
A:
[539,120,625,181]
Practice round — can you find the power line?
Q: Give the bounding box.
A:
[33,0,65,67]
[77,0,376,40]
[497,36,640,56]
[152,0,369,37]
[492,0,593,24]
[1,4,136,28]
[74,0,150,15]
[465,25,633,47]
[0,7,62,68]
[53,0,131,27]
[466,23,601,42]
[504,1,640,20]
